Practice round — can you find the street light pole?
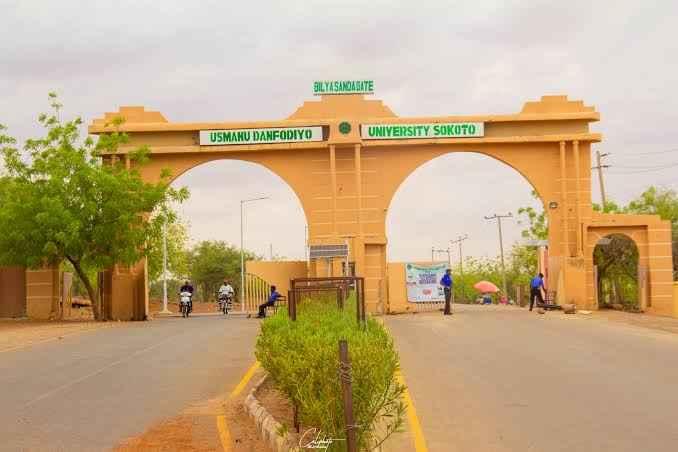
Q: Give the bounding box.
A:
[240,196,270,313]
[160,217,171,314]
[484,214,512,296]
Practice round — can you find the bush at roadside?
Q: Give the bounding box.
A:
[255,296,406,451]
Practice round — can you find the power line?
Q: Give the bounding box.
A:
[608,161,678,174]
[614,148,678,157]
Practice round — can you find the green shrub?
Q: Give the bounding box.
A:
[255,295,406,451]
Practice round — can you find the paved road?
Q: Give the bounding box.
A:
[386,305,678,452]
[0,314,259,451]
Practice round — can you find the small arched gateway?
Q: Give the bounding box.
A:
[82,89,675,320]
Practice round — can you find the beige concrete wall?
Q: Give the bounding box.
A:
[26,267,60,320]
[0,267,26,318]
[387,263,408,314]
[246,260,308,296]
[108,260,148,321]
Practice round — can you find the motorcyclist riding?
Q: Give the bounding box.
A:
[218,280,234,298]
[179,280,194,313]
[217,280,235,313]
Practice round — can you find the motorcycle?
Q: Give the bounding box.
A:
[180,291,192,318]
[217,292,233,314]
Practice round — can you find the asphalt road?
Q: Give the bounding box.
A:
[386,305,678,452]
[0,314,259,451]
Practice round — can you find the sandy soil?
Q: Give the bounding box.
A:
[0,318,117,353]
[255,378,297,436]
[223,394,271,452]
[117,372,270,452]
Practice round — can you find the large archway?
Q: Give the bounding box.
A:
[147,158,309,313]
[386,151,545,310]
[85,94,676,320]
[169,159,307,261]
[386,152,544,261]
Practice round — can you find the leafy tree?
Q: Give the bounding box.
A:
[625,186,678,278]
[517,209,547,241]
[188,240,259,302]
[146,213,190,282]
[592,200,623,213]
[593,234,639,307]
[0,94,188,319]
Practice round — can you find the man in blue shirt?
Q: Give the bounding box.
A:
[257,285,282,318]
[529,273,546,311]
[440,269,453,315]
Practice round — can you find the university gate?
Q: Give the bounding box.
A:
[84,90,675,320]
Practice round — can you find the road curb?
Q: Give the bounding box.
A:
[243,374,300,451]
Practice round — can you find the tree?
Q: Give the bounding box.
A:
[593,234,639,307]
[146,213,190,282]
[0,94,188,319]
[188,240,260,302]
[625,186,678,278]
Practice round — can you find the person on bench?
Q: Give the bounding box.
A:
[256,285,282,318]
[529,273,546,311]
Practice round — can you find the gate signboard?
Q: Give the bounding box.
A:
[405,263,447,302]
[200,126,323,146]
[313,80,374,95]
[361,122,484,140]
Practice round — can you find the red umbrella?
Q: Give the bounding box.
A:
[474,281,499,293]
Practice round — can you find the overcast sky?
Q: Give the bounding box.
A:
[2,0,677,262]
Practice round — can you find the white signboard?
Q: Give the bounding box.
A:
[405,263,448,303]
[200,126,323,146]
[361,122,484,140]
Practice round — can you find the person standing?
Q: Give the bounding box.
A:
[529,273,546,311]
[440,269,453,315]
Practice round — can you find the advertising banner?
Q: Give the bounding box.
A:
[405,263,448,302]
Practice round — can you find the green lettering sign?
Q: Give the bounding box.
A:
[200,126,324,146]
[313,80,374,95]
[361,122,484,140]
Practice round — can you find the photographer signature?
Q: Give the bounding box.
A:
[299,428,345,450]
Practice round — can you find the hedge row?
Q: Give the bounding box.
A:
[255,295,405,451]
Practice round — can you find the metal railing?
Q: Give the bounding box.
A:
[241,273,271,313]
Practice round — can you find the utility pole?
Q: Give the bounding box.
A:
[484,213,513,296]
[450,235,469,300]
[432,247,451,269]
[592,151,610,208]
